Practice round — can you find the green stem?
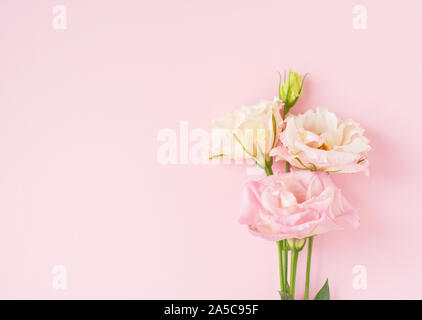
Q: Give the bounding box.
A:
[281,158,289,294]
[304,236,314,300]
[282,240,288,291]
[264,165,273,176]
[284,162,291,295]
[289,249,299,299]
[277,241,285,295]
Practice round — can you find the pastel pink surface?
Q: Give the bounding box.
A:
[0,0,421,299]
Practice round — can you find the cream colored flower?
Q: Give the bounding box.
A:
[271,108,370,173]
[211,97,283,167]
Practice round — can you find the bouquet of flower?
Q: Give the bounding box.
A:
[210,71,370,300]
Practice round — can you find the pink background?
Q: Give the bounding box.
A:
[0,0,421,299]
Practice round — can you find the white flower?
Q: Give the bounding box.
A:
[211,97,283,167]
[271,108,371,173]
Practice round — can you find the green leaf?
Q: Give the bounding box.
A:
[313,279,330,300]
[278,290,293,300]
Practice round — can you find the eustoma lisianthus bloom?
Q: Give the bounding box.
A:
[239,170,359,241]
[210,70,370,300]
[210,97,283,171]
[271,108,371,173]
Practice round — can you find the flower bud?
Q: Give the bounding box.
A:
[279,71,306,115]
[287,238,306,251]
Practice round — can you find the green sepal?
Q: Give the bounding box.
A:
[279,290,293,300]
[279,284,293,300]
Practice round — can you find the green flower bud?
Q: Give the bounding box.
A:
[279,71,306,115]
[287,238,306,251]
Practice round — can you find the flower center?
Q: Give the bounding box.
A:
[314,132,331,151]
[318,143,331,151]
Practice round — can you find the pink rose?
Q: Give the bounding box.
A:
[270,108,371,173]
[239,170,359,241]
